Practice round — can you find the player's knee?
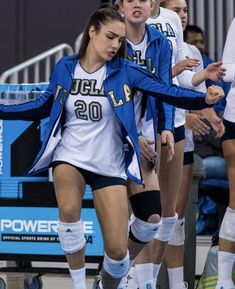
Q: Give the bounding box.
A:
[219,207,235,242]
[154,213,178,242]
[168,217,185,245]
[129,190,162,243]
[57,219,86,254]
[147,213,161,223]
[105,244,128,262]
[103,251,130,278]
[59,204,80,222]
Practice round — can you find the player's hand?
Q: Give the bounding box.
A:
[161,130,175,162]
[209,114,225,138]
[172,58,200,77]
[139,136,157,162]
[185,113,210,136]
[200,108,225,138]
[205,61,226,82]
[205,85,225,105]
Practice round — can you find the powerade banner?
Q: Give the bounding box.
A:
[0,206,103,257]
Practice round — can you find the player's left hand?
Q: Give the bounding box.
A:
[205,61,226,82]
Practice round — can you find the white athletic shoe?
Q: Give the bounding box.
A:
[92,274,130,289]
[215,285,235,289]
[171,281,188,289]
[92,275,103,289]
[118,275,129,289]
[126,273,138,289]
[117,282,128,289]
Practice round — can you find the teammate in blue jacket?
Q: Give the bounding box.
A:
[0,4,224,289]
[112,1,174,288]
[116,1,225,289]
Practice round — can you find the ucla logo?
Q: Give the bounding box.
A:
[70,79,105,96]
[54,85,68,105]
[149,22,175,38]
[132,50,146,66]
[131,51,156,74]
[108,83,132,107]
[146,58,156,74]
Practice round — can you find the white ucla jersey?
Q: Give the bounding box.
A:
[53,62,126,179]
[183,42,206,153]
[183,43,206,93]
[147,7,196,128]
[222,17,235,123]
[127,34,155,144]
[147,7,184,67]
[127,32,148,67]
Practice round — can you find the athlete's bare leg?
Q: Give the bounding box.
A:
[53,164,86,269]
[164,163,193,268]
[94,185,129,289]
[219,140,235,252]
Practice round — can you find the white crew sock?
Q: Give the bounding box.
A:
[153,263,161,284]
[167,266,184,289]
[69,267,86,289]
[135,263,155,289]
[216,250,235,289]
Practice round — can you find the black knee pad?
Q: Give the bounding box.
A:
[129,190,161,244]
[129,190,161,221]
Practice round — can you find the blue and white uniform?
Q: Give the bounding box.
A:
[126,24,173,145]
[53,62,126,179]
[147,7,197,129]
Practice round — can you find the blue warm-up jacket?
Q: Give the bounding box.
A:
[0,54,209,184]
[127,24,174,137]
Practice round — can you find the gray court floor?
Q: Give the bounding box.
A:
[0,260,201,289]
[0,273,96,289]
[0,261,97,289]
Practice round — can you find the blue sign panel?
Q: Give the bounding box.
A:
[0,84,49,198]
[0,83,93,199]
[0,206,103,257]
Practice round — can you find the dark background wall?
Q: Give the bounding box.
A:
[1,1,234,76]
[0,0,108,75]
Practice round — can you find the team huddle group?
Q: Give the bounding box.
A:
[0,1,235,289]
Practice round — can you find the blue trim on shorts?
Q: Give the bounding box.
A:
[52,161,127,191]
